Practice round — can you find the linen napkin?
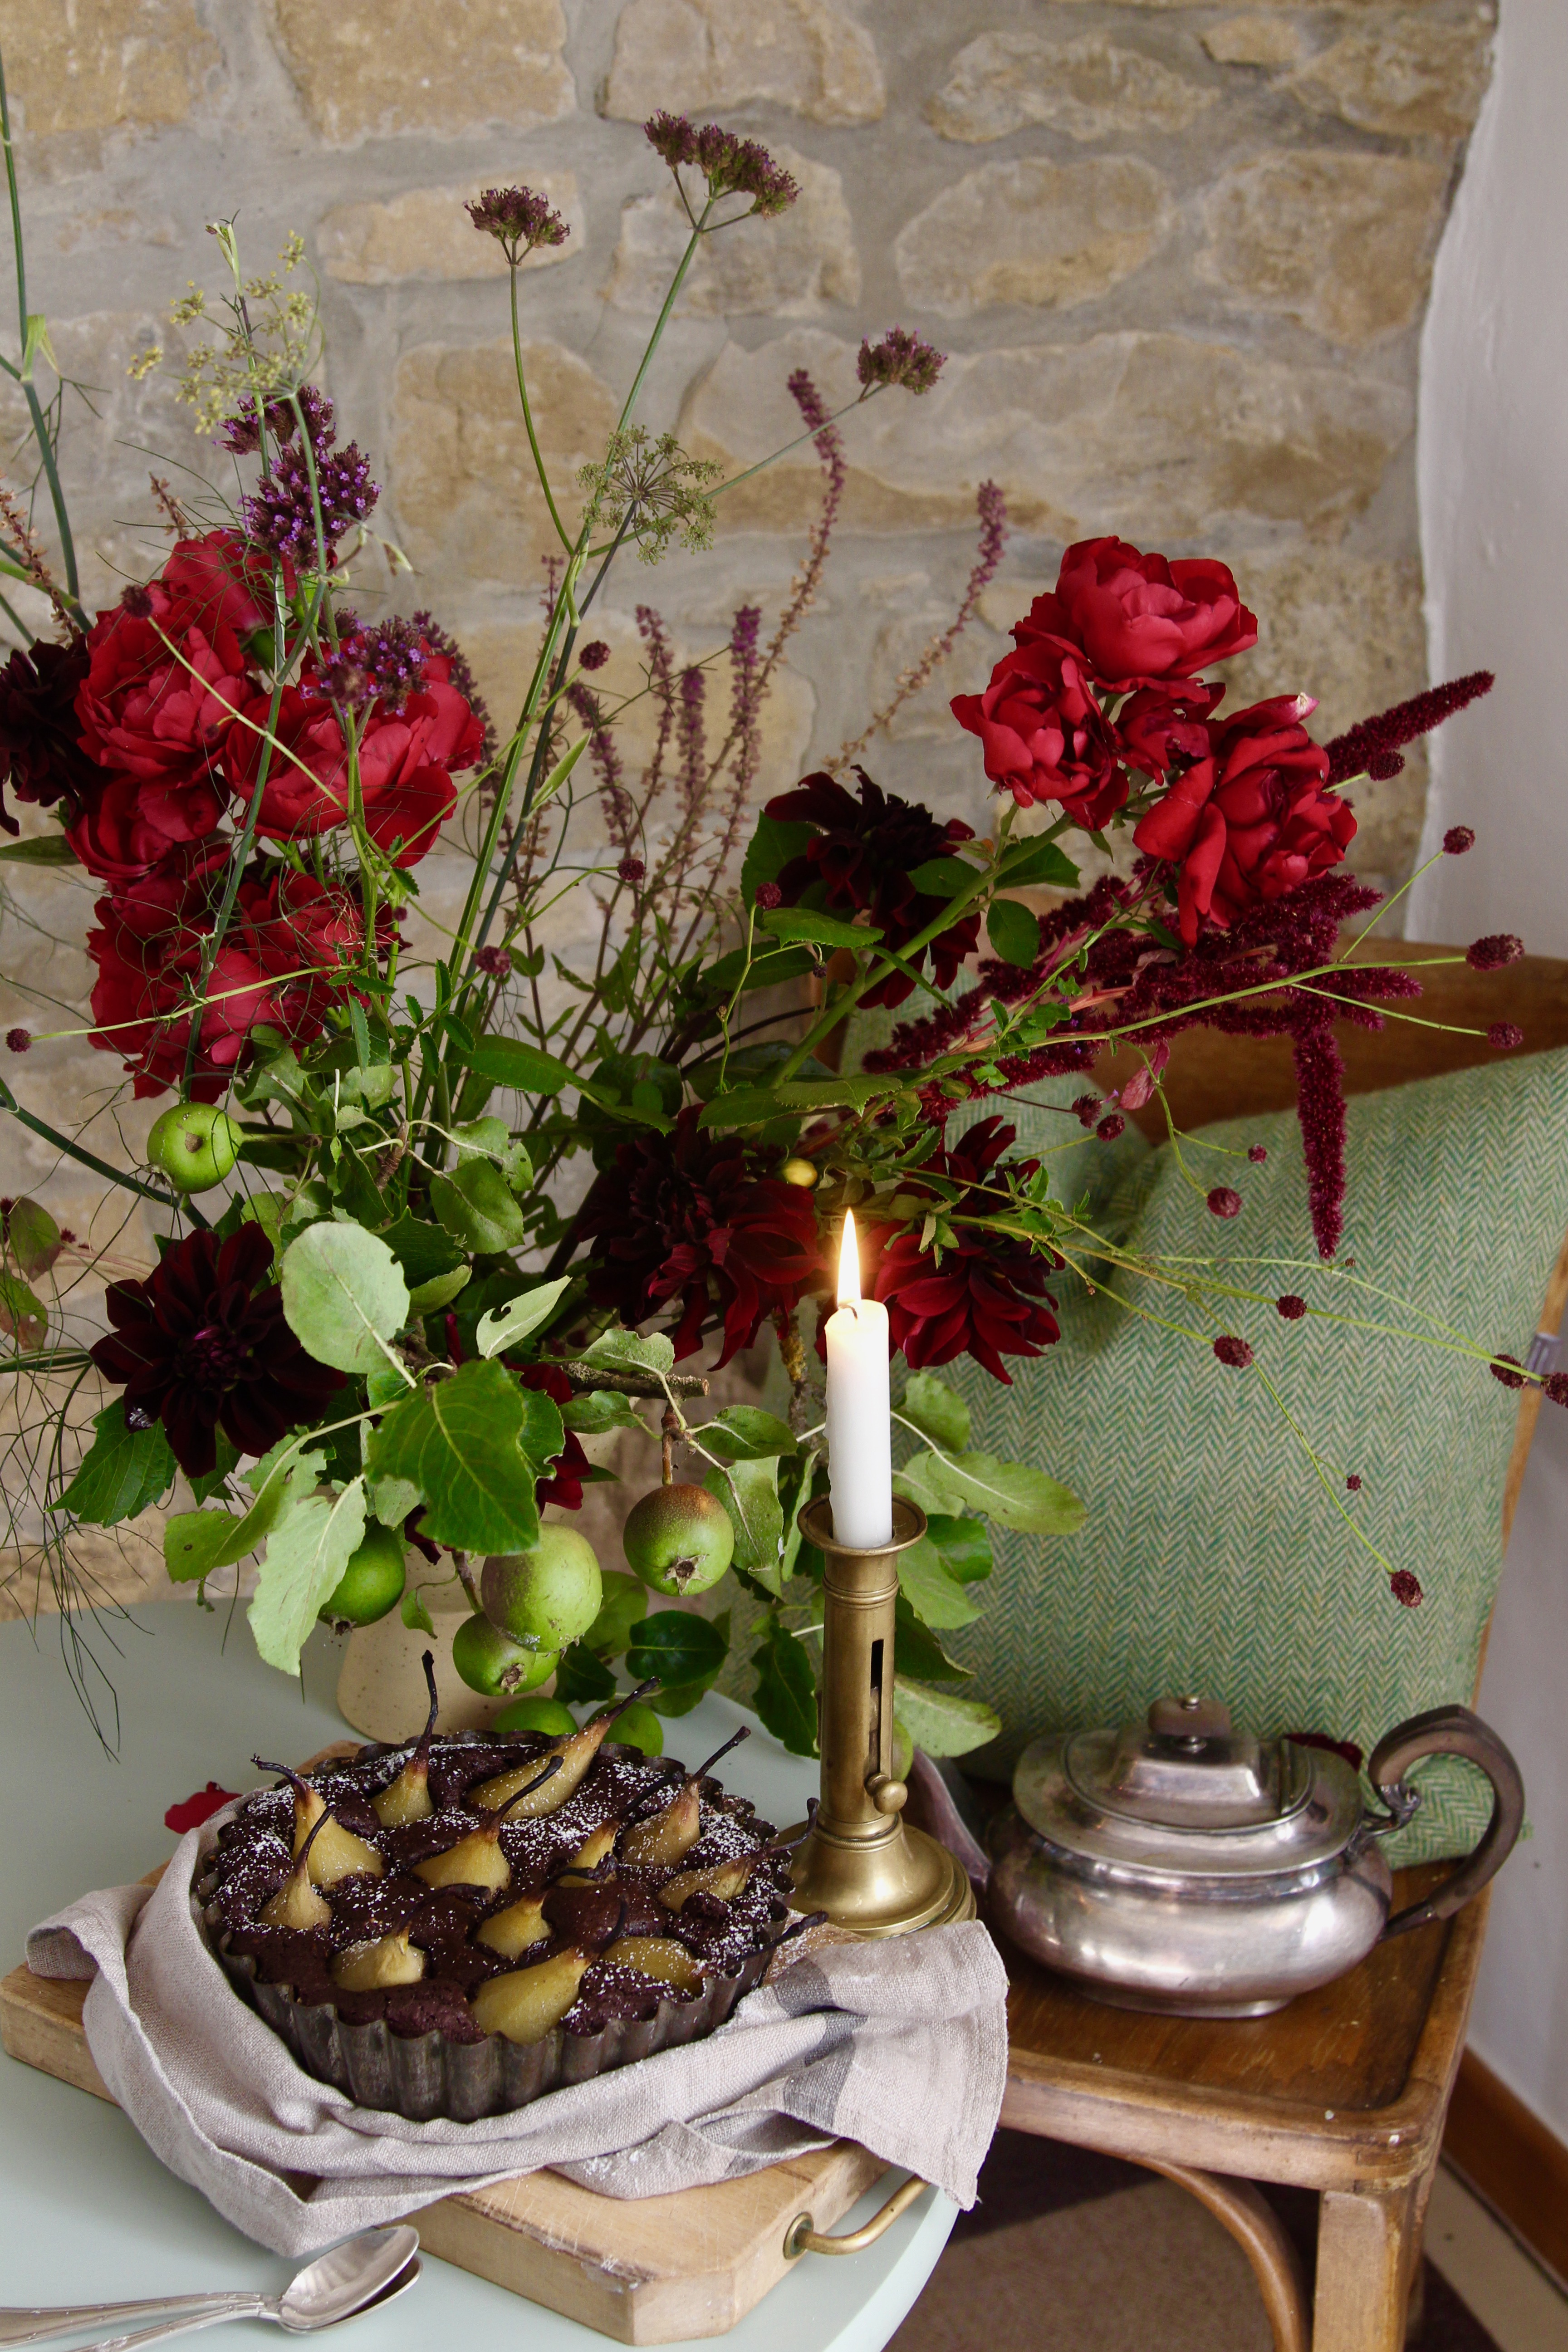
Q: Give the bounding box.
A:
[27,1813,1007,2258]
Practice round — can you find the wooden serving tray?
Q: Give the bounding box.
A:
[0,1753,888,2342]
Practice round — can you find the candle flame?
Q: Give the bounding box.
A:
[837,1210,862,1310]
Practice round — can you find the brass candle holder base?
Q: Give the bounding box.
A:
[789,1494,977,1939]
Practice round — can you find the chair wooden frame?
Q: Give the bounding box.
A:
[992,951,1568,2352]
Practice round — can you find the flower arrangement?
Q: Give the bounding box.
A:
[0,76,1554,1757]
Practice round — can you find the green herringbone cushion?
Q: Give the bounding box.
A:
[933,1049,1568,1861]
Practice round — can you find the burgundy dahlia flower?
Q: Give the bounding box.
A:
[0,636,97,828]
[762,768,980,1009]
[89,1224,343,1478]
[576,1107,821,1365]
[871,1117,1061,1384]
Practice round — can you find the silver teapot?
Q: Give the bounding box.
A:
[986,1695,1524,2017]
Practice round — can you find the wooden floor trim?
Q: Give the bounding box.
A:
[1442,2047,1568,2288]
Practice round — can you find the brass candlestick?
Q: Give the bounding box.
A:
[789,1494,976,1936]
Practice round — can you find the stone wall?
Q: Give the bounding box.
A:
[0,0,1495,1610]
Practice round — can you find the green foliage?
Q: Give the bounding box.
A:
[249,1477,368,1675]
[0,1269,45,1349]
[997,836,1080,891]
[165,1443,326,1583]
[758,906,881,954]
[751,1620,818,1757]
[555,1641,618,1705]
[926,1512,992,1583]
[406,1267,471,1314]
[897,1531,982,1630]
[900,1372,970,1454]
[561,1389,642,1435]
[986,896,1042,970]
[581,1569,650,1657]
[381,1215,466,1287]
[279,1222,409,1376]
[466,1037,575,1096]
[0,833,78,865]
[740,813,812,907]
[429,1158,529,1253]
[53,1402,175,1527]
[699,1073,889,1131]
[400,1585,436,1637]
[581,1327,674,1377]
[893,1678,1000,1759]
[704,1455,784,1588]
[895,1447,1084,1535]
[625,1609,729,1716]
[894,1593,972,1680]
[365,1361,561,1554]
[700,1406,797,1464]
[474,1276,572,1358]
[907,855,982,897]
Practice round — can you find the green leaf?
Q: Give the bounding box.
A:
[897,1534,982,1631]
[407,1267,471,1314]
[381,1215,466,1288]
[699,1073,888,1130]
[907,856,982,897]
[740,813,812,907]
[581,1569,650,1658]
[901,1372,970,1455]
[926,1512,992,1584]
[998,837,1080,892]
[701,1406,798,1464]
[774,1446,818,1587]
[248,1477,368,1676]
[759,906,882,954]
[581,1327,674,1378]
[562,1388,642,1435]
[400,1585,436,1637]
[626,1610,729,1693]
[894,1592,973,1680]
[164,1445,326,1583]
[365,1360,561,1553]
[893,1678,1000,1759]
[751,1620,818,1757]
[894,1448,1084,1535]
[429,1158,529,1253]
[3,1196,62,1278]
[187,1432,241,1506]
[0,1270,46,1350]
[466,1037,576,1097]
[704,1455,783,1588]
[475,1276,572,1359]
[369,1473,421,1529]
[280,1222,409,1376]
[0,833,77,867]
[986,896,1042,969]
[52,1402,175,1527]
[556,1641,617,1705]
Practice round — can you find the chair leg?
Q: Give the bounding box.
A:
[1144,2161,1309,2352]
[1314,2184,1418,2352]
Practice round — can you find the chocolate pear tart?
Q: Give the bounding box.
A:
[196,1673,796,2121]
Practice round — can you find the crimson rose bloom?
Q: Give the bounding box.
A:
[1014,536,1257,687]
[1113,681,1223,780]
[226,652,481,867]
[67,768,228,886]
[89,1223,342,1478]
[0,636,98,828]
[871,1117,1060,1383]
[763,769,980,1009]
[75,568,257,794]
[1132,696,1356,945]
[577,1107,821,1364]
[88,859,372,1098]
[950,637,1123,828]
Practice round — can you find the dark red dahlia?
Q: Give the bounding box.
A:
[871,1117,1060,1384]
[763,768,980,1010]
[577,1107,821,1365]
[88,1224,343,1478]
[0,636,97,829]
[518,1363,592,1512]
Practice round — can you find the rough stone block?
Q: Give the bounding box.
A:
[271,0,574,143]
[1203,15,1309,69]
[603,0,884,126]
[1289,14,1496,144]
[681,327,1410,542]
[3,2,217,139]
[388,338,619,584]
[318,174,582,285]
[604,146,858,315]
[1198,151,1448,347]
[895,157,1171,317]
[927,30,1215,144]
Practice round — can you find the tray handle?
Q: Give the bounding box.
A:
[783,2173,928,2258]
[1369,1704,1525,1939]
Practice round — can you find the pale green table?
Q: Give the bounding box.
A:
[0,1607,955,2349]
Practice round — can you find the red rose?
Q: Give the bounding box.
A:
[951,635,1124,828]
[1014,536,1257,687]
[159,530,276,641]
[76,586,255,792]
[1113,681,1223,780]
[1132,695,1355,944]
[227,653,480,866]
[67,769,228,885]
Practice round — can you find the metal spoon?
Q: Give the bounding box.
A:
[0,2225,419,2350]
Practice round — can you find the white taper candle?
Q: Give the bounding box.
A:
[824,1210,893,1549]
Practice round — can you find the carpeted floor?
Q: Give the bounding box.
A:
[889,2132,1501,2352]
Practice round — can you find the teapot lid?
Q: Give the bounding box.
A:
[1011,1695,1365,1880]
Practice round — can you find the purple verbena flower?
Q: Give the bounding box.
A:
[857,327,946,397]
[241,433,378,563]
[411,610,496,768]
[322,616,429,713]
[644,113,799,217]
[466,186,569,264]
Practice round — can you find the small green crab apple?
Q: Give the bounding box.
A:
[146,1102,243,1193]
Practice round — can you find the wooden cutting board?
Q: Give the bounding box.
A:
[0,1754,889,2343]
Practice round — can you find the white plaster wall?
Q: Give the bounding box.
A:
[1411,0,1568,2148]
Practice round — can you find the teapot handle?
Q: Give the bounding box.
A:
[1369,1704,1525,1939]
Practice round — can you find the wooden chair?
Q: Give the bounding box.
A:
[981,942,1568,2352]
